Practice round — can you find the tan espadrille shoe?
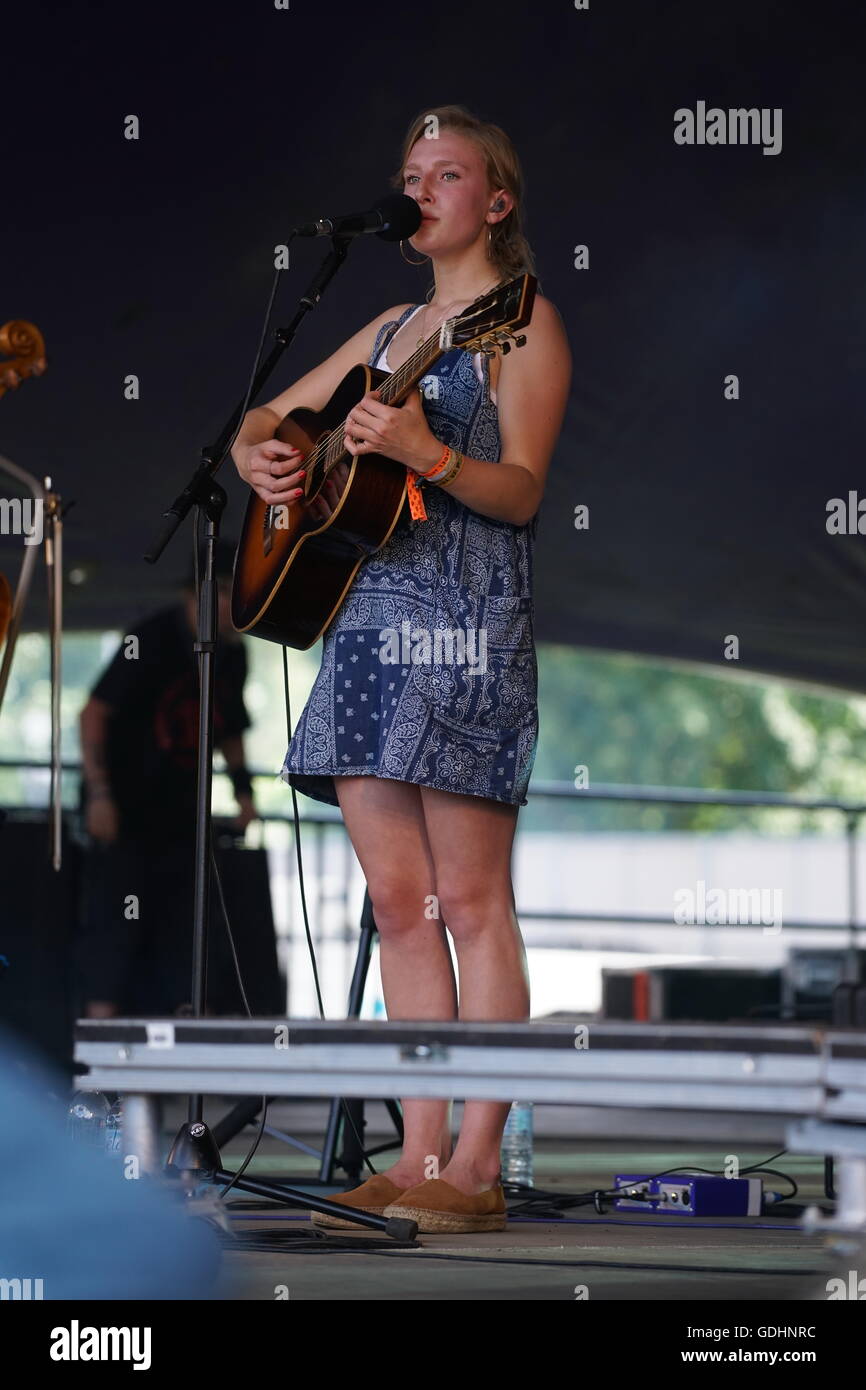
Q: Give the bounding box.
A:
[382,1177,507,1233]
[311,1173,413,1230]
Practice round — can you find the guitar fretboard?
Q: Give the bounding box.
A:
[307,324,453,494]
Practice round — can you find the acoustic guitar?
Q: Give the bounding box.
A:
[231,273,536,649]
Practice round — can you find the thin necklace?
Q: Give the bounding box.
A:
[415,279,501,347]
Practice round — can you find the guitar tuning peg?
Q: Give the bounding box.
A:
[514,335,527,347]
[500,341,511,355]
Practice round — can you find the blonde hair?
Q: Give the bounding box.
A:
[390,104,538,300]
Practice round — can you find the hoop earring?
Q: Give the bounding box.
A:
[400,239,428,266]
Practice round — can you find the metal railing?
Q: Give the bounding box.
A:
[2,761,864,958]
[520,781,863,941]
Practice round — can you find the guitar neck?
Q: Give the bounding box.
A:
[318,330,452,479]
[377,330,445,405]
[314,272,536,481]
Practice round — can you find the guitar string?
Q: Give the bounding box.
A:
[317,328,443,476]
[263,332,438,532]
[311,291,502,483]
[294,328,443,498]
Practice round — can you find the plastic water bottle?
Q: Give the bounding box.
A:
[501,1101,534,1187]
[104,1097,123,1155]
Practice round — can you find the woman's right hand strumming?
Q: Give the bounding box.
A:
[237,439,348,524]
[240,439,307,507]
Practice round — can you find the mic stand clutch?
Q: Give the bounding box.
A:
[144,235,418,1241]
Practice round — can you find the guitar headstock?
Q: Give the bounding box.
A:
[444,273,537,357]
[0,321,47,399]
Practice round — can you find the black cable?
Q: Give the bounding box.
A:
[281,645,379,1180]
[740,1166,798,1201]
[221,1230,827,1277]
[211,846,253,1017]
[209,847,270,1202]
[210,655,380,1203]
[281,645,326,1017]
[217,1106,270,1202]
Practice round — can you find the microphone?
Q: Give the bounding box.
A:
[292,193,422,242]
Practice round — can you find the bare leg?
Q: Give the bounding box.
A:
[419,786,528,1194]
[335,776,457,1184]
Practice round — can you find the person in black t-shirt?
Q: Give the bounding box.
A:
[77,543,257,1018]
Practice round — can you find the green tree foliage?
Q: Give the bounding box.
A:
[531,645,866,834]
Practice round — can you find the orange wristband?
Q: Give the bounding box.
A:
[422,444,452,481]
[408,443,451,521]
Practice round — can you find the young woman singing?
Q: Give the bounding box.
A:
[232,104,571,1233]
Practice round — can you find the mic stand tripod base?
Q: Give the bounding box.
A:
[165,1120,418,1240]
[166,1119,222,1188]
[210,1169,418,1243]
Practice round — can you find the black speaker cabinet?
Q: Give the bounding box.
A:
[602,964,781,1023]
[0,814,284,1074]
[0,813,80,1073]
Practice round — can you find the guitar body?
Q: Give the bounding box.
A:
[231,363,409,648]
[230,273,536,650]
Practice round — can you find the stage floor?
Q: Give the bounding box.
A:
[151,1097,853,1302]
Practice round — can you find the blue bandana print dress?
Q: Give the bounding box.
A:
[279,303,539,807]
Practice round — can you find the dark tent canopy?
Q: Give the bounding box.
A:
[3,0,863,693]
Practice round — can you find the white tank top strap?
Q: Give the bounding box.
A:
[376,305,424,371]
[376,304,497,405]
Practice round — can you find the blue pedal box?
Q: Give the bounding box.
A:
[613,1172,763,1216]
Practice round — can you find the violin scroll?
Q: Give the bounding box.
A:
[0,321,47,398]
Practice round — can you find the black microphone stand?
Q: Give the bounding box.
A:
[143,229,418,1241]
